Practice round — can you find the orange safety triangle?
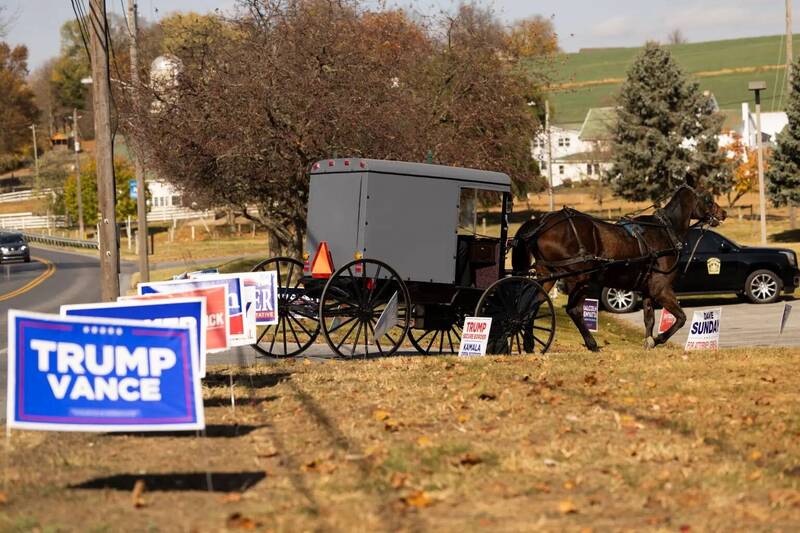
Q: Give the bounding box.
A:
[311,241,334,278]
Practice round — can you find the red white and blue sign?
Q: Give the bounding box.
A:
[61,298,207,378]
[6,310,204,432]
[239,272,278,325]
[139,277,245,337]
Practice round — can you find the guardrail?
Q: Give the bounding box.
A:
[21,231,98,249]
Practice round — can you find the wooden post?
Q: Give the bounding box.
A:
[191,225,196,241]
[89,0,120,300]
[126,214,132,250]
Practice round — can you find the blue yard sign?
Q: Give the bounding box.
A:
[61,298,208,378]
[7,310,204,432]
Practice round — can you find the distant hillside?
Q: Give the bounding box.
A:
[544,34,794,124]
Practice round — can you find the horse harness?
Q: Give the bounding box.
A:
[521,207,687,288]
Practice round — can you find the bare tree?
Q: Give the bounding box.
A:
[121,0,549,254]
[667,28,687,45]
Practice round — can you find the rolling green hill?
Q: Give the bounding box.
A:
[545,34,794,124]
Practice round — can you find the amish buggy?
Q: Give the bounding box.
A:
[249,158,726,357]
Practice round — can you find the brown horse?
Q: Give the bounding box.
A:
[511,185,726,351]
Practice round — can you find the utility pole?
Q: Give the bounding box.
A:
[545,100,555,211]
[128,0,149,282]
[29,125,39,190]
[787,0,796,229]
[88,0,120,300]
[749,81,769,245]
[72,108,85,240]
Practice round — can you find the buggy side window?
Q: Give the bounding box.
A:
[458,188,502,237]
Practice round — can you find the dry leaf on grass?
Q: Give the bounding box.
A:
[454,453,483,467]
[749,450,763,462]
[373,409,391,421]
[532,482,551,493]
[583,373,598,386]
[221,493,242,503]
[390,472,410,489]
[301,459,337,474]
[0,492,8,505]
[416,435,433,447]
[384,418,401,432]
[558,499,578,514]
[401,490,434,508]
[478,392,497,401]
[132,479,146,509]
[226,512,261,530]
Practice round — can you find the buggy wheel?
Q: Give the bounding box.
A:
[475,277,555,355]
[250,257,320,357]
[408,306,465,355]
[319,258,410,358]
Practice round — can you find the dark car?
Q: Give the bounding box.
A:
[598,228,800,313]
[0,233,31,263]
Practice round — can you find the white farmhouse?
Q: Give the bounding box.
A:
[531,107,614,187]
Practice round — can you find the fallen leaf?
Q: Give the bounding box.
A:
[532,482,551,493]
[455,453,483,467]
[543,458,558,467]
[583,374,598,386]
[132,479,146,509]
[301,459,337,474]
[390,472,410,489]
[373,409,391,421]
[558,499,578,514]
[749,450,763,462]
[563,480,576,491]
[749,470,762,481]
[401,490,433,508]
[416,435,433,447]
[226,512,260,530]
[457,414,471,424]
[221,493,242,503]
[384,418,401,432]
[0,492,7,505]
[478,392,497,401]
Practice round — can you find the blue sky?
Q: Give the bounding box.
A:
[3,0,797,71]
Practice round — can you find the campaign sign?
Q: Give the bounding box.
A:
[184,273,257,346]
[582,298,599,333]
[458,317,492,357]
[61,298,208,378]
[7,310,204,432]
[658,309,676,335]
[121,285,229,353]
[685,308,722,351]
[140,277,244,338]
[239,271,278,325]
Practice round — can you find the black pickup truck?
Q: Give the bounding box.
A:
[598,228,800,313]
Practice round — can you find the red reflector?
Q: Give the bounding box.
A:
[344,159,350,166]
[328,160,334,167]
[312,162,320,170]
[359,160,366,168]
[354,262,362,274]
[311,241,334,278]
[367,278,376,290]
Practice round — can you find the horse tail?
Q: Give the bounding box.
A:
[511,218,540,274]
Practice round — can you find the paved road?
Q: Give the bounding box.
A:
[616,295,800,348]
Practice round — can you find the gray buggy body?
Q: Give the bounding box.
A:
[306,158,511,284]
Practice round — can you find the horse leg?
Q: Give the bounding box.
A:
[641,296,656,349]
[565,283,600,352]
[652,288,686,346]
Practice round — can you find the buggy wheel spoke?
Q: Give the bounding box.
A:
[425,330,438,353]
[446,329,455,353]
[351,321,364,356]
[257,325,272,344]
[268,320,279,354]
[368,321,384,355]
[289,314,314,338]
[328,315,358,334]
[287,314,303,350]
[336,318,361,351]
[438,329,444,354]
[281,314,288,356]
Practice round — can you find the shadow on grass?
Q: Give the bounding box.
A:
[770,228,800,242]
[70,471,266,493]
[109,424,269,439]
[203,371,292,389]
[204,395,279,407]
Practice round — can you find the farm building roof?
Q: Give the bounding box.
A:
[578,107,616,141]
[310,158,511,188]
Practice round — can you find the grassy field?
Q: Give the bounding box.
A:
[545,34,793,123]
[4,341,800,531]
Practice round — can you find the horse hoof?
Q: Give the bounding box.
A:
[643,337,656,350]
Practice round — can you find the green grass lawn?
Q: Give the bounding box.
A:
[543,33,793,123]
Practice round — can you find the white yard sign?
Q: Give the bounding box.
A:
[458,317,493,357]
[684,308,721,351]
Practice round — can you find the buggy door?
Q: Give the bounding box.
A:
[306,172,365,269]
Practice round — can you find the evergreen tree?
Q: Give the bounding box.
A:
[607,42,727,202]
[767,56,800,206]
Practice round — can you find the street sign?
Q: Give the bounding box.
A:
[129,179,138,200]
[61,298,207,377]
[6,310,204,432]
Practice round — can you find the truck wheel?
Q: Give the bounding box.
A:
[745,269,781,304]
[600,288,638,313]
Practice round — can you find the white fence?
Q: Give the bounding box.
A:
[0,189,53,203]
[0,212,66,230]
[147,206,212,222]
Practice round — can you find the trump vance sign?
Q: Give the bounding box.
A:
[7,311,204,432]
